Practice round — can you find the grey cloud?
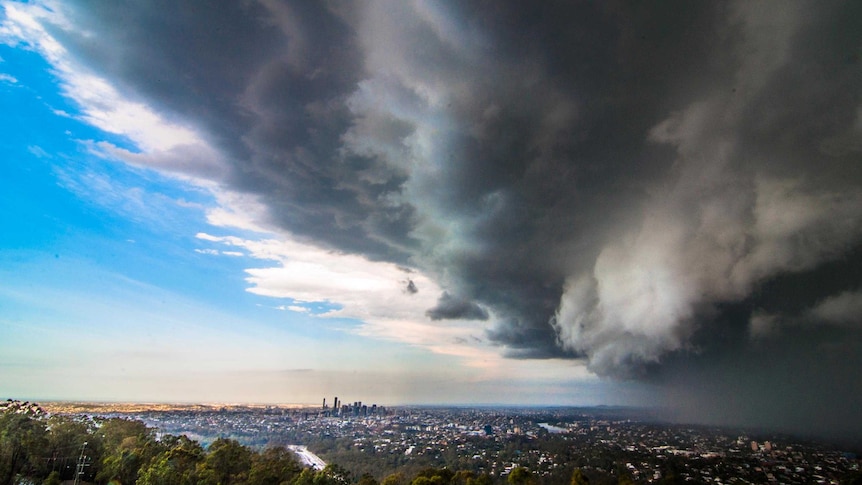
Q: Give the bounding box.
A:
[744,288,862,341]
[809,291,862,326]
[554,2,862,376]
[426,292,488,321]
[653,329,862,446]
[45,0,862,441]
[57,0,414,261]
[89,141,229,181]
[405,279,418,295]
[748,311,780,339]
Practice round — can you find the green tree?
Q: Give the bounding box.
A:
[96,417,153,452]
[248,446,302,485]
[0,400,48,485]
[313,464,351,485]
[137,435,204,485]
[44,414,100,481]
[95,417,160,484]
[291,468,316,485]
[466,475,492,485]
[412,467,454,485]
[452,470,476,485]
[381,472,406,485]
[570,468,590,485]
[42,471,61,485]
[357,473,379,485]
[507,467,534,485]
[197,438,252,484]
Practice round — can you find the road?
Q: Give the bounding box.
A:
[287,445,327,470]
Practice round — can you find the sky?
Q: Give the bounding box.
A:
[1,1,861,443]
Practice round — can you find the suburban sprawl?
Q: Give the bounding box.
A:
[40,401,861,484]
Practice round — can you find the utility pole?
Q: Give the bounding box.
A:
[73,441,88,485]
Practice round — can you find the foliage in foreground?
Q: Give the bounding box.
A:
[0,399,302,485]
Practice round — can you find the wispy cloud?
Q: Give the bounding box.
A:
[195,230,503,368]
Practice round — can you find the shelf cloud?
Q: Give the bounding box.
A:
[13,0,862,442]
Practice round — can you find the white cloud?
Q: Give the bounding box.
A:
[195,248,245,257]
[86,140,228,183]
[273,305,310,313]
[0,2,216,161]
[222,251,244,257]
[195,230,525,371]
[205,191,274,234]
[53,162,203,231]
[0,72,17,83]
[27,145,49,158]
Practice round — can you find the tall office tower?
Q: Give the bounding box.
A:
[322,398,326,410]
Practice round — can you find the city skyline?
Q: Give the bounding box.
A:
[1,1,861,444]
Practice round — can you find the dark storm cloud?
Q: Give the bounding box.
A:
[49,0,862,440]
[426,292,488,321]
[54,0,416,261]
[646,250,862,443]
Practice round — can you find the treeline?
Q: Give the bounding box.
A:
[1,399,306,485]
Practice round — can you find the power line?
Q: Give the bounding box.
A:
[73,441,89,485]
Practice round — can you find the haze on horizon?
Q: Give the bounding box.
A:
[1,1,861,444]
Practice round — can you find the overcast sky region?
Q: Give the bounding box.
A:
[1,1,861,443]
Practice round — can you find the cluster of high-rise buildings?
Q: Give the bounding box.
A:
[321,396,385,418]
